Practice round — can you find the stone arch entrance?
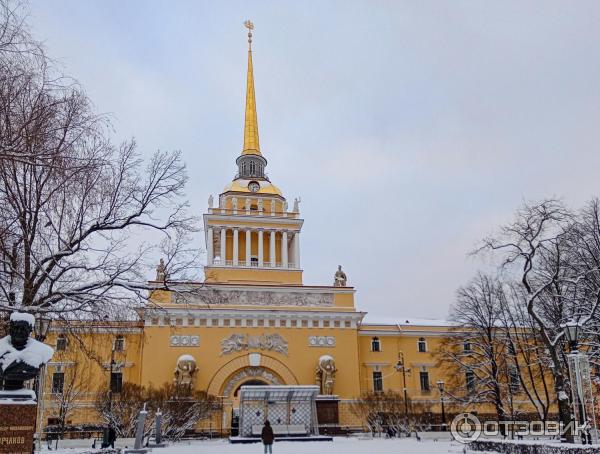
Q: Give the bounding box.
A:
[233,379,267,397]
[207,353,299,397]
[221,366,283,397]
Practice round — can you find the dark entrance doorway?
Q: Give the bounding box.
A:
[231,380,268,436]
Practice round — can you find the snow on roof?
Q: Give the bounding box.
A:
[10,312,35,327]
[319,355,334,361]
[362,314,452,327]
[0,336,54,370]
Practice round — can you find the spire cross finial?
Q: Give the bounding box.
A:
[244,20,254,49]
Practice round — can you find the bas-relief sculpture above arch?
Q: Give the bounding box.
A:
[206,353,299,397]
[222,367,283,397]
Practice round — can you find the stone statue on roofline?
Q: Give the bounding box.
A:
[208,194,214,208]
[333,265,347,287]
[0,312,54,392]
[156,258,167,282]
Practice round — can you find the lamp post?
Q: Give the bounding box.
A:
[395,352,410,424]
[563,319,599,444]
[563,320,586,436]
[102,340,116,448]
[34,313,52,452]
[436,380,446,432]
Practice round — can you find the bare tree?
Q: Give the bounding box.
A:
[440,273,509,423]
[349,391,432,437]
[0,0,199,322]
[479,199,600,442]
[145,384,221,442]
[47,353,93,447]
[96,382,220,442]
[499,283,553,422]
[96,383,147,438]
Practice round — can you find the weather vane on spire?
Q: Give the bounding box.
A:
[244,20,254,49]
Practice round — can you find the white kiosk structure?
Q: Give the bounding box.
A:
[236,385,321,440]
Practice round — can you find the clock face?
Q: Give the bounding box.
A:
[248,181,260,192]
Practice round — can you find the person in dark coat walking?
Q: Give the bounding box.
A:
[261,420,274,454]
[108,426,117,449]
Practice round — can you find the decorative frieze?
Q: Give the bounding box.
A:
[308,336,336,347]
[220,333,288,356]
[174,288,334,307]
[170,335,200,347]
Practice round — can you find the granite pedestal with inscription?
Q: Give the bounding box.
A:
[0,390,37,454]
[0,313,54,454]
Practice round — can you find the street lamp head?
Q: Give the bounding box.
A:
[34,313,52,342]
[562,319,581,352]
[436,379,445,392]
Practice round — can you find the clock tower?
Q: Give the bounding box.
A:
[203,23,303,285]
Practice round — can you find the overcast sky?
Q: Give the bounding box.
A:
[28,1,600,320]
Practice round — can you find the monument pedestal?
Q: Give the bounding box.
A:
[316,395,340,435]
[0,391,37,454]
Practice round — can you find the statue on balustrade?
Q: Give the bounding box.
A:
[208,194,214,208]
[0,313,54,392]
[333,265,347,287]
[156,258,167,282]
[315,355,337,395]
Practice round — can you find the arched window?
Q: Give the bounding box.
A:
[371,337,381,352]
[418,337,427,352]
[463,341,471,352]
[249,161,256,175]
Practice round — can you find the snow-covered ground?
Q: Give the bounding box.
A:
[41,436,477,454]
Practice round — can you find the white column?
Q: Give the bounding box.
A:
[220,228,227,265]
[246,229,252,267]
[207,227,214,265]
[281,230,288,268]
[270,230,276,268]
[233,228,239,266]
[294,231,300,268]
[258,230,264,267]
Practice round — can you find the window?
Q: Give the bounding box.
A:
[113,335,125,352]
[466,370,476,392]
[56,335,67,352]
[418,337,427,352]
[371,337,381,352]
[419,371,430,392]
[463,341,471,352]
[373,371,383,392]
[51,372,64,394]
[509,367,520,393]
[110,372,123,393]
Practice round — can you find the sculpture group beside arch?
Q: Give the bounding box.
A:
[315,355,337,395]
[174,354,197,396]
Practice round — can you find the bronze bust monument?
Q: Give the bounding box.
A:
[0,312,54,392]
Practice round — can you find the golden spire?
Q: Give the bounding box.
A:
[242,20,261,156]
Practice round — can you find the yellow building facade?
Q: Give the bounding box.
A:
[39,28,548,436]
